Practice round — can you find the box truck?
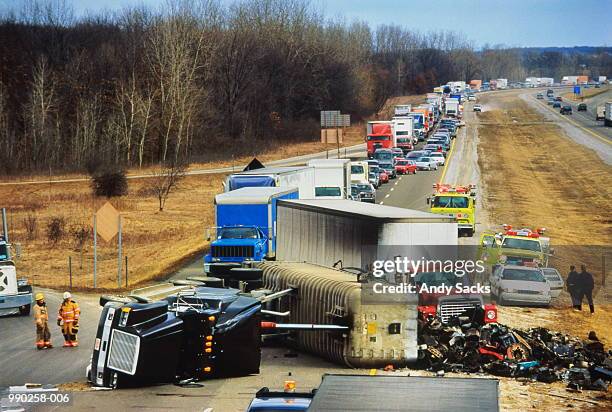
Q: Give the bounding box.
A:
[204,187,298,273]
[445,99,460,118]
[392,116,416,150]
[350,161,369,184]
[307,159,351,199]
[224,167,314,199]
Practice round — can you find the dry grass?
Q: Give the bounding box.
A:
[562,85,610,101]
[1,125,367,290]
[4,174,222,290]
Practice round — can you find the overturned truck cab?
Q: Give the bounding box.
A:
[88,287,261,388]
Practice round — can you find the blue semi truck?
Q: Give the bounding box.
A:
[204,187,298,273]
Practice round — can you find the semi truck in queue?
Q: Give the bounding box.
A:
[427,184,477,237]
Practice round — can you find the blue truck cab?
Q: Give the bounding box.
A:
[204,187,298,273]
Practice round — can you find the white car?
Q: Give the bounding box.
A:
[414,157,438,171]
[473,104,482,112]
[429,152,445,166]
[490,265,551,306]
[541,268,565,298]
[468,95,476,101]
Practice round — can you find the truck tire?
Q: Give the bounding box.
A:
[19,304,31,316]
[210,263,242,278]
[99,294,136,307]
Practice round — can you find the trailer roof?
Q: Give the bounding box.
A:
[215,187,297,204]
[231,166,310,176]
[278,199,455,223]
[308,375,499,412]
[307,159,350,167]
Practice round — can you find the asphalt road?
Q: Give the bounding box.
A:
[0,290,101,387]
[522,87,612,164]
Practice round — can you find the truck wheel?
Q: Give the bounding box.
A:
[19,304,31,316]
[99,294,136,307]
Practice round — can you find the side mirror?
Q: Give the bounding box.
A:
[205,228,212,242]
[426,197,430,205]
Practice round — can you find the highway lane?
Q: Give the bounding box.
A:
[0,290,101,387]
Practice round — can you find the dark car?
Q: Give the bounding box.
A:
[552,101,561,108]
[577,103,587,111]
[352,183,376,203]
[555,96,562,101]
[379,162,397,179]
[560,105,572,115]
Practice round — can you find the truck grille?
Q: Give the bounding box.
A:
[211,245,254,258]
[108,330,140,375]
[439,300,481,323]
[517,290,541,295]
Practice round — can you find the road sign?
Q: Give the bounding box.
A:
[95,202,119,242]
[574,86,581,95]
[320,111,350,128]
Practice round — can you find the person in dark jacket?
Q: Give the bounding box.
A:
[576,265,595,313]
[566,265,581,310]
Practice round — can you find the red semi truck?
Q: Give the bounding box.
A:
[366,121,395,158]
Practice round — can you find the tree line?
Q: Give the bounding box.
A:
[0,0,610,174]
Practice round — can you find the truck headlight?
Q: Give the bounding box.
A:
[212,257,220,262]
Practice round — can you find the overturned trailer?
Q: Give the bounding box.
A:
[258,261,419,368]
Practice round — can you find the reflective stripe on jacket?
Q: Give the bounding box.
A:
[58,300,80,322]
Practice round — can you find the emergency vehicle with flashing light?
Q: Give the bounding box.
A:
[479,224,551,267]
[426,184,477,237]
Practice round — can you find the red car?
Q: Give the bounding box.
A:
[379,170,389,183]
[394,159,417,175]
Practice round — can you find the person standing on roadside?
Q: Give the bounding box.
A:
[566,265,580,310]
[33,293,53,349]
[576,265,595,314]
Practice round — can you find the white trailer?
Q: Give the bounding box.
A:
[496,79,508,89]
[445,99,460,117]
[307,159,351,199]
[394,104,412,117]
[225,166,315,199]
[392,117,415,146]
[275,199,457,270]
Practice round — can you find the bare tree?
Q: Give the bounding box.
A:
[25,57,56,169]
[148,162,187,211]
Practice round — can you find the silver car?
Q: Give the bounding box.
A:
[414,157,438,171]
[541,268,565,298]
[490,264,551,306]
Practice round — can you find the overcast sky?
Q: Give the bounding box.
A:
[9,0,612,47]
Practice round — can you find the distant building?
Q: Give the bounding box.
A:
[562,75,588,85]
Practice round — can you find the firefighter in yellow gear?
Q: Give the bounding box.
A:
[57,291,80,347]
[33,293,53,349]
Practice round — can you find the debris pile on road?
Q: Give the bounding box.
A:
[417,316,611,392]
